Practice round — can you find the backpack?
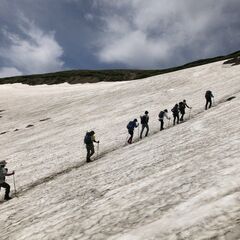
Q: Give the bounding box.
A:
[84,133,92,144]
[171,106,178,114]
[0,167,6,184]
[127,121,134,130]
[179,102,184,110]
[205,90,212,98]
[159,111,164,119]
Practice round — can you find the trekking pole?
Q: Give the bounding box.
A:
[138,125,140,138]
[126,133,129,143]
[189,108,192,120]
[97,142,99,158]
[168,119,170,128]
[13,173,17,196]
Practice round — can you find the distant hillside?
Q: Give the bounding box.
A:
[0,50,240,85]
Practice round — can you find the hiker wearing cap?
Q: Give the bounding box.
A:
[158,109,170,131]
[84,131,99,163]
[126,119,139,144]
[140,111,149,139]
[0,160,15,201]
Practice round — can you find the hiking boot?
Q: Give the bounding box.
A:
[4,196,12,201]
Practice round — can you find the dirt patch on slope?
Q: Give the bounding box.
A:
[223,57,240,66]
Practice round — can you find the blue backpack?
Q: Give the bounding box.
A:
[127,121,134,130]
[84,133,92,144]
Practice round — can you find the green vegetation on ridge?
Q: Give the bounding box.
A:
[0,50,240,85]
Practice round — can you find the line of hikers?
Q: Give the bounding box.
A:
[84,90,214,163]
[126,99,192,144]
[0,91,214,201]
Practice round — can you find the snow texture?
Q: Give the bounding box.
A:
[0,61,240,240]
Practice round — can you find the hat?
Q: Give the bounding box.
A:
[145,111,149,114]
[0,160,6,166]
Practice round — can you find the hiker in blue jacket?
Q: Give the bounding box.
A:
[127,119,139,144]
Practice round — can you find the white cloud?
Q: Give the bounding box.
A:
[0,16,64,76]
[99,31,171,68]
[94,0,239,68]
[0,67,22,78]
[84,13,94,21]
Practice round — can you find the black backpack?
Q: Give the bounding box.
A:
[179,102,184,110]
[84,133,92,144]
[205,90,212,98]
[159,111,164,119]
[0,167,6,183]
[171,106,178,114]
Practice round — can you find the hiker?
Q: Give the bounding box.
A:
[140,111,149,139]
[171,104,179,125]
[84,131,99,163]
[179,99,192,122]
[158,109,170,131]
[205,90,214,110]
[0,160,15,201]
[127,119,139,144]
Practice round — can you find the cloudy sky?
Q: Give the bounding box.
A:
[0,0,239,77]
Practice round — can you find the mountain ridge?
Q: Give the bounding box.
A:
[0,50,240,85]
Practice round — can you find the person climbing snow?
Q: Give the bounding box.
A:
[179,99,192,122]
[158,109,170,131]
[205,90,214,110]
[127,119,139,144]
[140,111,149,139]
[0,160,15,201]
[171,104,180,125]
[84,131,99,163]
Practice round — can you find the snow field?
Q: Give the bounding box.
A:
[0,61,240,239]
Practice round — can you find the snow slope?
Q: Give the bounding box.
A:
[0,61,240,240]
